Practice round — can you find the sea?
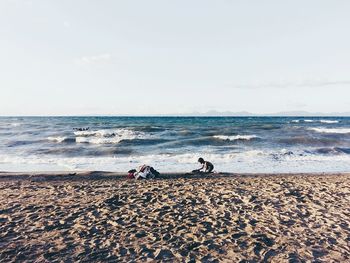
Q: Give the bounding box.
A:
[0,116,350,173]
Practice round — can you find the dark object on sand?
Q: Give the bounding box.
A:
[150,167,160,177]
[73,127,89,131]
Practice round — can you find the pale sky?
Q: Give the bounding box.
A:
[1,0,350,115]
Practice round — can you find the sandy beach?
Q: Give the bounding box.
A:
[1,172,350,262]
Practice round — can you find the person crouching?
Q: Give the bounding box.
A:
[128,165,160,179]
[193,157,214,173]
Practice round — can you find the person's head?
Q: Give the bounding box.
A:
[198,157,205,164]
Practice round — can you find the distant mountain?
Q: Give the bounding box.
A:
[263,111,350,117]
[168,111,350,117]
[175,110,255,116]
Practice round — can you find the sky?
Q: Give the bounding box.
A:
[1,0,350,115]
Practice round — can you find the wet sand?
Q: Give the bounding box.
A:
[1,172,350,262]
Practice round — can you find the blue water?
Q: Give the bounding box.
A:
[0,116,350,172]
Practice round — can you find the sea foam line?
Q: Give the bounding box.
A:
[1,149,350,173]
[319,120,339,124]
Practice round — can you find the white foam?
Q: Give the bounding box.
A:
[309,128,350,134]
[47,136,68,143]
[291,120,300,123]
[304,120,315,123]
[319,120,339,124]
[213,135,258,141]
[1,149,350,173]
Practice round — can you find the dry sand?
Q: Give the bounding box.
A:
[0,172,350,262]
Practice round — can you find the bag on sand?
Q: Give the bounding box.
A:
[150,167,160,177]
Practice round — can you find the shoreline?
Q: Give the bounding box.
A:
[1,171,349,181]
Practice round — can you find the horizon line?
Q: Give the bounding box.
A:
[1,114,350,117]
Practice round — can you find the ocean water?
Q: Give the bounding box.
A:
[0,116,350,173]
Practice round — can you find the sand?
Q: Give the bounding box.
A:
[0,172,350,262]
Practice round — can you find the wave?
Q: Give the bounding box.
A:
[74,128,143,137]
[157,135,259,148]
[7,140,39,147]
[278,136,339,146]
[319,120,339,124]
[291,119,339,124]
[291,119,315,123]
[314,147,350,155]
[75,128,150,144]
[76,137,126,144]
[213,135,258,141]
[308,128,350,134]
[135,126,166,133]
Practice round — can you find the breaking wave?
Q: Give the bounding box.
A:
[75,128,150,144]
[292,119,339,124]
[308,128,350,134]
[320,120,339,124]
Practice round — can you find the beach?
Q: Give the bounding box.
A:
[1,172,349,262]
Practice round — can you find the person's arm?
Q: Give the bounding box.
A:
[192,164,204,173]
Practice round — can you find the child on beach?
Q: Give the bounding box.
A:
[193,157,214,173]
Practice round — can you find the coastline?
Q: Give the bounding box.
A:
[1,172,350,262]
[1,171,349,180]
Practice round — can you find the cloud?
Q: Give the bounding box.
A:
[232,79,350,89]
[74,53,113,65]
